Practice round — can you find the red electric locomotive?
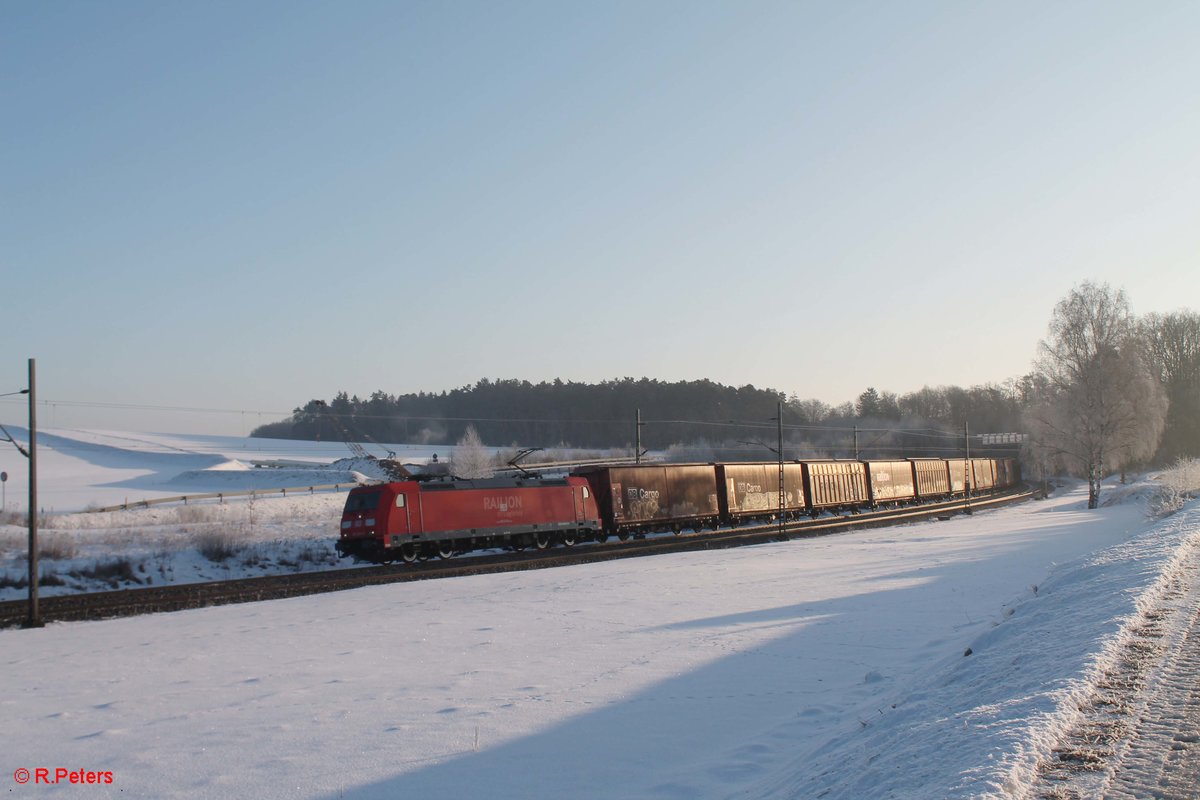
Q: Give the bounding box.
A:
[337,476,601,563]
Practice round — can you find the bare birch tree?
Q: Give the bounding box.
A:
[1025,282,1167,508]
[451,424,495,479]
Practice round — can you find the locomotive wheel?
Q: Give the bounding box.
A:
[400,544,419,564]
[534,532,552,550]
[594,531,609,543]
[436,541,455,560]
[561,532,577,547]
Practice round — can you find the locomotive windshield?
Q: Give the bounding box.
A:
[343,491,382,512]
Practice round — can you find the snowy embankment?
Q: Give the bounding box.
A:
[0,493,353,598]
[3,478,1197,800]
[757,489,1200,799]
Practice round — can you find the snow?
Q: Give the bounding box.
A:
[0,427,443,513]
[0,492,356,599]
[3,433,1197,800]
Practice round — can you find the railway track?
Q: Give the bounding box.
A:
[0,489,1033,629]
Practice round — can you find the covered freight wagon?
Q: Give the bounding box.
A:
[864,460,917,505]
[947,459,969,494]
[803,461,869,511]
[910,458,951,499]
[716,462,807,522]
[992,457,1021,489]
[970,458,996,491]
[572,464,720,535]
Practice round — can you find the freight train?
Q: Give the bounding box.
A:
[336,457,1020,563]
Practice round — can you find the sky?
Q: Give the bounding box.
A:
[2,0,1199,436]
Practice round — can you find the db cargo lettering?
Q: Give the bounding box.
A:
[626,488,660,502]
[484,496,523,511]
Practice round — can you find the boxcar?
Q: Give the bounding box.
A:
[337,476,600,562]
[947,459,969,494]
[572,464,721,535]
[1009,458,1023,487]
[864,460,917,505]
[994,457,1021,489]
[803,461,869,511]
[716,462,807,522]
[910,458,951,499]
[970,458,996,491]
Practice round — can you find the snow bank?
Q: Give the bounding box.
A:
[754,497,1200,799]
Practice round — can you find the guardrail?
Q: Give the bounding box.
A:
[88,483,361,513]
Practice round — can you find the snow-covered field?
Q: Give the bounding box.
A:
[0,491,354,598]
[0,427,442,513]
[0,428,441,597]
[0,428,629,597]
[2,428,1199,798]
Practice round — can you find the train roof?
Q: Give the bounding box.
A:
[415,477,573,491]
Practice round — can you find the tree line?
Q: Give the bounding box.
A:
[251,377,1027,460]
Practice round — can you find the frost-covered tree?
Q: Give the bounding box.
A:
[1025,282,1167,508]
[1139,310,1200,460]
[451,424,494,479]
